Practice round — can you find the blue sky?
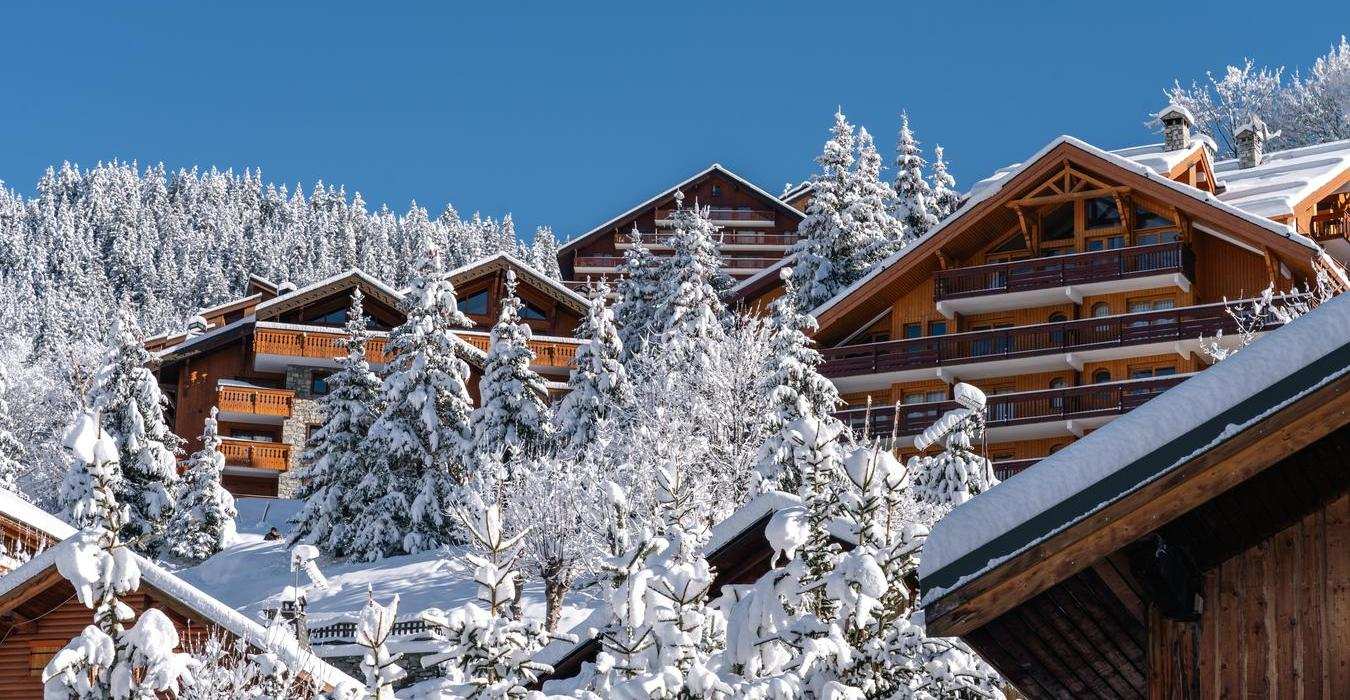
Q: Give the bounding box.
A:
[0,1,1343,242]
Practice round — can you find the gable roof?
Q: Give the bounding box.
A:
[919,293,1350,613]
[447,252,588,313]
[558,163,805,255]
[1213,137,1350,219]
[810,135,1326,336]
[0,489,75,542]
[0,536,360,690]
[254,268,405,321]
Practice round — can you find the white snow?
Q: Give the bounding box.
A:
[1213,138,1350,219]
[445,251,589,309]
[920,293,1350,601]
[253,268,404,318]
[0,487,75,541]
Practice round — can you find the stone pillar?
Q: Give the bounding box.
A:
[278,365,326,498]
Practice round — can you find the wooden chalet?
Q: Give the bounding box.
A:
[918,293,1350,698]
[738,113,1350,479]
[151,258,581,499]
[0,535,358,697]
[0,490,75,578]
[557,163,806,287]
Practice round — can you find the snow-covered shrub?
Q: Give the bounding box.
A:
[168,407,237,561]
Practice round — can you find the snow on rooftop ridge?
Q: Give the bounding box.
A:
[919,293,1350,595]
[0,488,75,541]
[253,268,402,315]
[445,251,588,307]
[1211,138,1350,218]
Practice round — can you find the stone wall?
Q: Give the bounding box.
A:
[279,365,327,498]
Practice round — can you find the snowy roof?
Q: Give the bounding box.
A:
[1156,103,1196,125]
[558,163,805,254]
[1111,138,1215,175]
[0,535,359,690]
[446,252,589,311]
[809,135,1321,323]
[919,293,1350,606]
[726,254,795,301]
[253,268,404,318]
[152,315,255,360]
[0,488,75,541]
[1212,138,1350,219]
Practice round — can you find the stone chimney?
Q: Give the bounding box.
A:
[1159,104,1195,152]
[1235,115,1277,168]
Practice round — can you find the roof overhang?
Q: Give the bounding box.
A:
[254,269,404,321]
[448,253,588,313]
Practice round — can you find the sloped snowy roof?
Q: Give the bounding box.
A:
[0,488,75,541]
[919,293,1350,606]
[1212,138,1350,219]
[726,254,795,300]
[810,135,1322,323]
[1110,139,1215,175]
[254,268,404,317]
[446,251,589,310]
[0,535,359,689]
[559,163,805,254]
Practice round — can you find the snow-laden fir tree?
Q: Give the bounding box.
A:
[893,111,940,237]
[78,307,183,556]
[929,144,962,222]
[356,589,406,700]
[167,407,237,561]
[361,245,477,559]
[529,226,564,280]
[612,227,665,365]
[851,126,907,271]
[651,191,727,374]
[470,269,554,472]
[0,365,26,495]
[753,268,843,495]
[554,280,632,456]
[789,110,903,312]
[908,383,999,509]
[290,289,384,557]
[418,501,560,697]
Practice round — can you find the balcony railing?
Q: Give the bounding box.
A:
[216,385,294,418]
[219,438,292,471]
[454,332,581,369]
[719,232,798,247]
[723,257,784,270]
[819,301,1261,379]
[1310,210,1348,242]
[656,206,776,223]
[993,458,1041,481]
[574,255,626,269]
[933,242,1193,301]
[253,327,389,364]
[835,375,1188,439]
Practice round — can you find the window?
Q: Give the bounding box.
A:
[902,323,923,339]
[1129,365,1177,379]
[230,430,275,442]
[313,308,347,326]
[1040,203,1075,242]
[1086,235,1126,251]
[522,301,548,321]
[903,390,947,404]
[928,321,948,336]
[1048,443,1067,454]
[1134,206,1172,229]
[1092,369,1112,383]
[1127,297,1176,326]
[1084,197,1121,229]
[1049,377,1068,389]
[710,185,722,198]
[1136,230,1181,245]
[903,390,947,422]
[1091,302,1112,318]
[857,331,890,344]
[989,232,1028,255]
[461,289,489,315]
[311,371,334,396]
[1048,312,1068,323]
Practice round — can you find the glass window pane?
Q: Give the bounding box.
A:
[1085,197,1121,229]
[462,290,489,315]
[992,233,1028,253]
[903,323,922,339]
[522,302,548,320]
[1041,203,1075,241]
[1134,206,1172,229]
[928,321,948,336]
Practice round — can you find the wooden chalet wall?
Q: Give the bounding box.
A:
[453,267,582,337]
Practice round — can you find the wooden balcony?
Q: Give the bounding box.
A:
[933,243,1194,316]
[454,331,581,370]
[1309,210,1348,243]
[617,231,799,249]
[820,301,1259,382]
[216,384,294,420]
[993,458,1041,481]
[219,438,292,471]
[836,375,1188,440]
[574,255,626,271]
[656,206,776,226]
[253,326,389,367]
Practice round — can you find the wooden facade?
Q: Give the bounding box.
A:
[558,164,805,286]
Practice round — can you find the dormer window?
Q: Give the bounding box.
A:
[313,308,348,327]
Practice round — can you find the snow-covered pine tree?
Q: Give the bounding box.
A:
[86,306,183,556]
[167,407,237,561]
[908,383,999,510]
[469,269,554,472]
[929,144,962,222]
[290,289,384,557]
[893,111,940,237]
[651,192,727,374]
[851,126,907,272]
[0,365,26,495]
[356,589,406,700]
[789,110,897,311]
[554,280,632,456]
[529,226,563,280]
[753,268,843,494]
[612,227,664,365]
[419,502,558,696]
[362,245,476,559]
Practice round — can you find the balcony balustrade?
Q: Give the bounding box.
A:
[253,327,388,365]
[574,255,626,270]
[993,458,1041,481]
[219,438,292,471]
[1310,210,1348,243]
[655,206,776,225]
[454,332,581,369]
[819,300,1266,380]
[216,384,294,419]
[834,375,1187,440]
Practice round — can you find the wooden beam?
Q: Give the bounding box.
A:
[1114,192,1133,242]
[1264,247,1280,287]
[936,249,951,270]
[925,373,1350,638]
[1008,186,1131,209]
[0,568,66,617]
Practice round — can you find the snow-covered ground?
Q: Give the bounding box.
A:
[174,497,595,633]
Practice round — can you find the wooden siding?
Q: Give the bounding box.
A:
[171,343,284,455]
[453,268,582,337]
[1149,491,1350,698]
[1191,232,1283,302]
